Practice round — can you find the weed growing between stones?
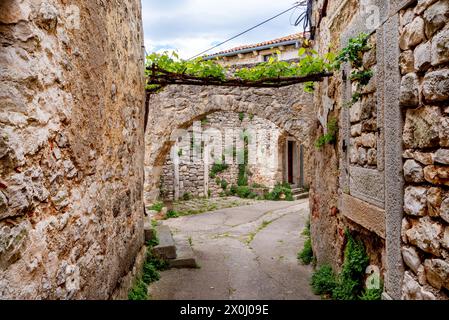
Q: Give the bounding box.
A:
[315,117,338,149]
[298,218,314,265]
[165,209,179,219]
[310,230,381,300]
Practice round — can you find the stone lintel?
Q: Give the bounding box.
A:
[341,194,386,239]
[349,166,385,208]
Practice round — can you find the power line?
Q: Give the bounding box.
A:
[188,2,305,60]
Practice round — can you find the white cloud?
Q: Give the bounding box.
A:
[142,0,305,59]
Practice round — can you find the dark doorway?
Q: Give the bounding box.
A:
[288,141,294,184]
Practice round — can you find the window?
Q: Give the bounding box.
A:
[263,54,273,62]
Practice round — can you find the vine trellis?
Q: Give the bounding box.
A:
[146,64,334,93]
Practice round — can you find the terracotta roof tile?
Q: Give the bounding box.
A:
[206,33,305,57]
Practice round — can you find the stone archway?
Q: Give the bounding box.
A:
[144,84,313,204]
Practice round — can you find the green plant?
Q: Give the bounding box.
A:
[201,117,208,126]
[264,183,294,201]
[315,117,338,149]
[335,33,370,68]
[360,286,383,300]
[220,179,228,191]
[177,149,183,157]
[298,238,314,265]
[215,177,221,185]
[210,162,229,179]
[249,114,254,121]
[239,112,245,121]
[332,230,370,300]
[236,186,252,199]
[128,279,148,300]
[350,69,373,86]
[208,189,212,198]
[166,210,179,219]
[146,230,159,247]
[311,265,337,296]
[230,185,238,195]
[149,202,164,213]
[182,193,192,201]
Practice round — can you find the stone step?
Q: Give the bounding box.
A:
[293,192,309,201]
[169,236,198,269]
[291,188,303,194]
[152,226,177,260]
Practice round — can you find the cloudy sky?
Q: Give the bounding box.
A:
[142,0,305,59]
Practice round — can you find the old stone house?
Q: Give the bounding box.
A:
[158,35,310,201]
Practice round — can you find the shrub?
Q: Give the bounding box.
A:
[360,287,383,300]
[166,210,179,219]
[236,186,252,198]
[298,238,314,265]
[311,265,336,295]
[210,162,229,179]
[332,230,369,300]
[182,193,192,201]
[230,185,238,195]
[149,202,163,212]
[221,179,228,191]
[128,279,148,300]
[265,183,293,201]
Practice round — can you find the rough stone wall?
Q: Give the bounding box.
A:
[310,0,449,300]
[399,0,449,300]
[0,0,146,299]
[160,111,287,200]
[145,85,313,204]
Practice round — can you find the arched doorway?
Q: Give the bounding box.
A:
[144,84,313,204]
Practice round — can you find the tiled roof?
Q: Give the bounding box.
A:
[206,33,305,58]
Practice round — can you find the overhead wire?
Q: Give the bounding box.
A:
[188,2,305,60]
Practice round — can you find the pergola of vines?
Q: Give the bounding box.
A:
[146,64,334,93]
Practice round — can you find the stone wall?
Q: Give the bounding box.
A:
[310,0,449,300]
[160,111,288,201]
[0,0,146,299]
[399,0,449,300]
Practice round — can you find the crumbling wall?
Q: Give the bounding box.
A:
[0,0,146,299]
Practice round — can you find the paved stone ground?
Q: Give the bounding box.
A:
[149,199,319,300]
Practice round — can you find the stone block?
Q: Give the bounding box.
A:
[442,227,449,250]
[404,159,425,183]
[423,69,449,102]
[400,16,426,50]
[435,149,449,165]
[424,259,449,290]
[406,216,443,255]
[441,117,449,147]
[400,50,415,75]
[361,133,377,148]
[402,272,436,300]
[340,194,386,239]
[424,165,449,186]
[367,148,377,166]
[424,0,449,38]
[427,187,442,217]
[351,124,362,137]
[415,0,439,15]
[400,73,420,106]
[441,198,449,223]
[414,41,431,72]
[403,106,441,148]
[404,186,428,216]
[431,29,449,66]
[402,246,422,274]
